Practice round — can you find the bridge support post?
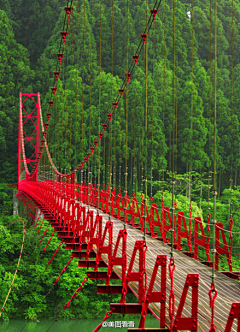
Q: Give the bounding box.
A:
[139,255,167,329]
[224,303,240,332]
[18,93,40,187]
[177,211,192,252]
[215,222,232,271]
[194,217,211,263]
[172,274,199,331]
[95,220,113,271]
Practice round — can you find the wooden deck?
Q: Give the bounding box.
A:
[86,205,239,332]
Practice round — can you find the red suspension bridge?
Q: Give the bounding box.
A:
[12,0,240,331]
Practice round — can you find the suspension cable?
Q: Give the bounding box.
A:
[124,0,129,229]
[141,43,145,196]
[171,0,176,259]
[69,11,74,169]
[188,0,194,245]
[189,0,194,208]
[207,0,212,250]
[113,98,116,189]
[64,29,70,169]
[162,0,166,199]
[55,79,59,166]
[60,46,66,172]
[133,55,137,193]
[212,0,217,285]
[81,0,85,166]
[70,0,163,182]
[89,0,93,187]
[150,7,156,199]
[119,92,123,190]
[175,0,179,202]
[229,0,234,218]
[143,0,148,240]
[88,0,93,205]
[0,219,25,318]
[74,0,80,169]
[108,0,114,220]
[98,0,102,212]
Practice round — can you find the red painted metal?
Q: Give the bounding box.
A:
[128,329,169,332]
[133,54,140,65]
[65,6,73,19]
[189,206,193,239]
[18,93,40,187]
[116,188,124,220]
[112,101,119,110]
[131,192,141,228]
[102,123,108,131]
[39,222,50,244]
[18,177,240,331]
[110,303,146,315]
[168,257,175,331]
[150,9,159,20]
[209,283,218,332]
[51,87,57,96]
[54,255,73,284]
[54,71,60,81]
[215,222,232,271]
[80,209,94,258]
[18,179,240,332]
[46,112,52,120]
[125,72,132,82]
[93,310,113,332]
[57,52,64,65]
[119,88,125,97]
[109,241,149,325]
[121,240,147,304]
[141,197,151,233]
[224,303,240,332]
[150,203,162,238]
[47,240,63,267]
[48,100,54,109]
[110,187,118,217]
[177,211,192,252]
[194,217,211,262]
[64,276,88,310]
[172,274,199,331]
[22,181,236,276]
[97,284,131,295]
[140,255,167,329]
[106,228,127,286]
[42,230,55,253]
[61,31,68,42]
[95,220,113,271]
[161,207,176,244]
[229,217,233,271]
[141,33,149,43]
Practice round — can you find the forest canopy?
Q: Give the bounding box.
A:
[0,0,239,195]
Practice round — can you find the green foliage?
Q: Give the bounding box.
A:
[0,9,34,184]
[0,0,239,192]
[0,216,116,322]
[153,189,203,220]
[0,183,13,215]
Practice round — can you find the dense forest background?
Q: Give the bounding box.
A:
[1,0,240,190]
[0,0,240,323]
